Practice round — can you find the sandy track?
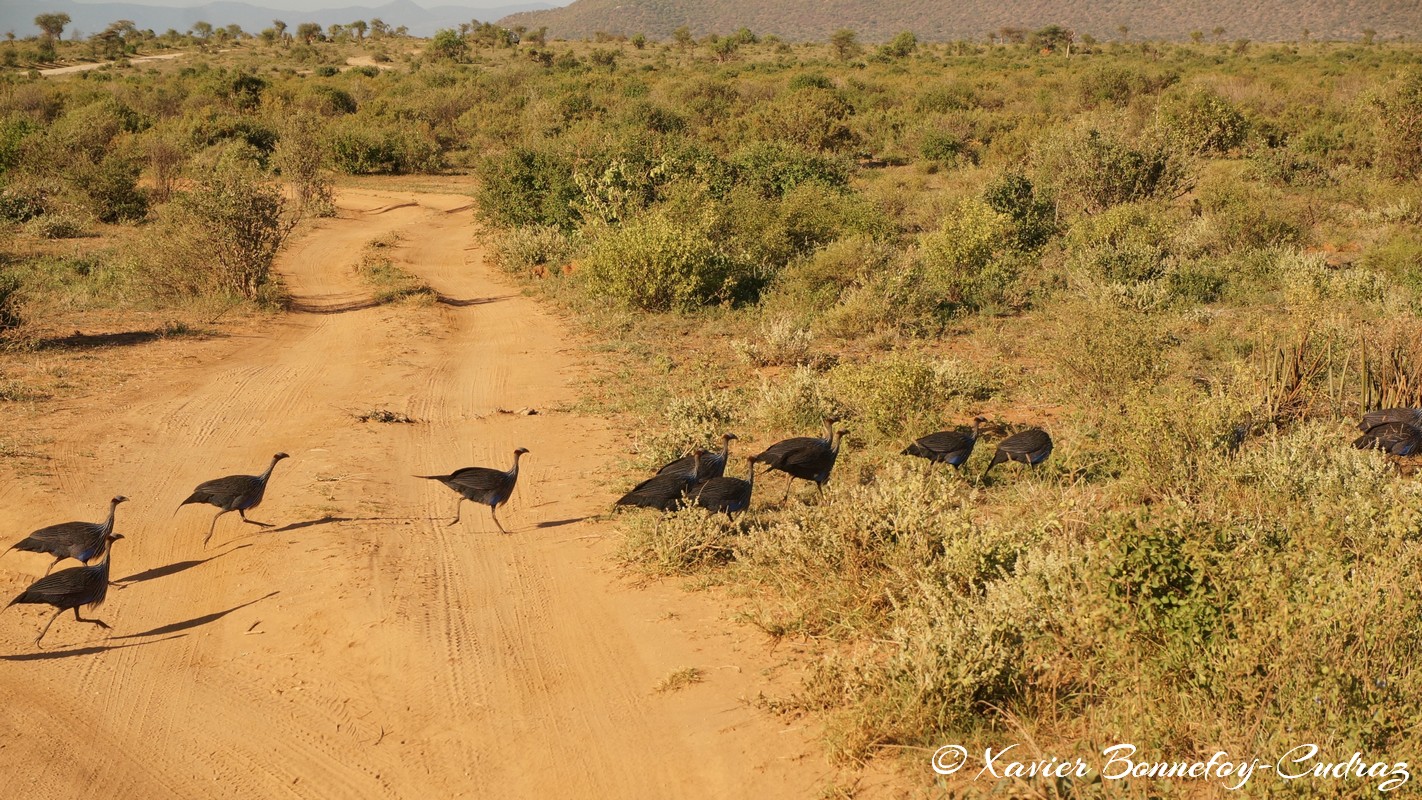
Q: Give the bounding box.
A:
[40,52,187,77]
[0,189,823,798]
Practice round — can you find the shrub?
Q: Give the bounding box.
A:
[829,353,996,438]
[912,198,1019,314]
[273,116,335,217]
[0,271,22,330]
[1196,178,1301,254]
[138,144,294,301]
[303,84,357,115]
[982,171,1057,250]
[327,117,441,175]
[1373,69,1422,179]
[729,140,851,198]
[747,87,856,152]
[579,210,748,311]
[1157,85,1249,154]
[22,212,85,239]
[1050,298,1170,397]
[490,225,575,277]
[1067,202,1177,284]
[428,29,469,63]
[475,145,582,229]
[1035,122,1191,215]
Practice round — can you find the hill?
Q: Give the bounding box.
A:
[499,0,1421,42]
[0,0,554,39]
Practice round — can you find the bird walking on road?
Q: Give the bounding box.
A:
[6,495,128,576]
[419,448,527,533]
[658,433,737,482]
[617,451,704,511]
[983,428,1053,479]
[7,533,123,646]
[179,452,290,547]
[902,417,987,469]
[1353,421,1422,456]
[753,417,849,502]
[692,456,756,520]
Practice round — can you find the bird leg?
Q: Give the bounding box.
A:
[72,606,110,629]
[44,555,62,577]
[781,474,794,503]
[446,498,464,527]
[491,507,508,535]
[34,607,65,647]
[204,510,231,548]
[238,509,274,527]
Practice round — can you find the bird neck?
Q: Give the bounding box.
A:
[721,438,732,459]
[103,502,119,532]
[831,432,844,454]
[508,452,523,477]
[259,457,282,482]
[822,418,836,440]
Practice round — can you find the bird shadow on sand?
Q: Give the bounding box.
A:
[113,543,253,586]
[534,517,589,529]
[33,328,222,351]
[0,633,188,662]
[435,293,511,308]
[114,591,279,640]
[265,515,441,534]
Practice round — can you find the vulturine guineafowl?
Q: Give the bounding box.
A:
[7,533,123,646]
[419,448,528,533]
[658,433,737,481]
[1359,407,1422,432]
[1353,421,1422,456]
[6,495,127,576]
[902,417,986,469]
[753,419,849,502]
[178,452,289,547]
[983,428,1053,479]
[692,456,756,520]
[617,451,704,511]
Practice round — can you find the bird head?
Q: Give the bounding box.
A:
[973,416,987,425]
[112,495,130,505]
[274,452,290,461]
[723,433,738,442]
[514,447,530,456]
[107,533,125,543]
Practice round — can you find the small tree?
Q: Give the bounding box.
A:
[272,19,288,44]
[630,32,647,49]
[192,21,213,41]
[428,28,469,62]
[879,31,917,58]
[830,29,859,61]
[295,22,322,44]
[1030,25,1073,54]
[350,20,367,41]
[672,26,692,48]
[274,116,334,217]
[34,13,69,41]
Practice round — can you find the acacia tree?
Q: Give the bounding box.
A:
[830,29,859,60]
[295,22,322,43]
[34,12,69,59]
[349,20,367,41]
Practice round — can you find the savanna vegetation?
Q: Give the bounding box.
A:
[3,21,1422,796]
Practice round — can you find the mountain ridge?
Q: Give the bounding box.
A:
[0,0,553,38]
[497,0,1421,43]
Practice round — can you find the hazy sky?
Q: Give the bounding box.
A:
[70,0,571,10]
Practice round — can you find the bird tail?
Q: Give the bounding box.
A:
[414,475,445,481]
[5,539,41,556]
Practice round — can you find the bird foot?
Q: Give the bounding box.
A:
[242,519,274,527]
[446,518,461,527]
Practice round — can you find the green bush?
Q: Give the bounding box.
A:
[490,225,575,277]
[729,140,851,198]
[327,117,441,175]
[1035,122,1191,215]
[912,198,1020,315]
[579,210,749,311]
[1066,202,1177,284]
[982,171,1057,250]
[0,270,22,330]
[1373,69,1422,179]
[1158,85,1249,154]
[475,145,582,229]
[829,353,996,439]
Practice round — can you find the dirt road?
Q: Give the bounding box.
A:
[0,189,824,798]
[40,52,187,77]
